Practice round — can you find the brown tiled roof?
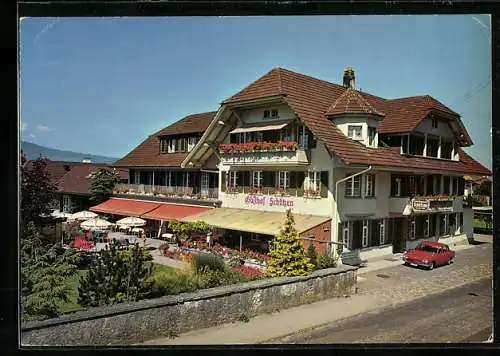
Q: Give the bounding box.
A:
[57,164,129,195]
[113,135,188,167]
[221,68,489,175]
[156,111,216,137]
[24,159,78,185]
[377,95,458,133]
[326,88,385,118]
[114,111,216,167]
[222,69,284,104]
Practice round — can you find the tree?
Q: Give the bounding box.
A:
[21,226,82,321]
[306,243,318,269]
[77,244,153,307]
[21,158,58,227]
[168,220,211,244]
[266,209,314,277]
[88,167,121,204]
[474,180,492,198]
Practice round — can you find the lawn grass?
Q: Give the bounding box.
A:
[59,263,177,315]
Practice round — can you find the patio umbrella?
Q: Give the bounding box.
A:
[116,216,146,227]
[70,210,98,221]
[80,217,114,230]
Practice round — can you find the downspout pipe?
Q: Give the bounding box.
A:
[334,165,373,252]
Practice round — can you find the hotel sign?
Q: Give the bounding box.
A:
[244,195,295,207]
[412,200,430,211]
[412,199,454,213]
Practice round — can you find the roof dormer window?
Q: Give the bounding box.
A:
[432,118,438,128]
[263,110,270,118]
[347,125,363,140]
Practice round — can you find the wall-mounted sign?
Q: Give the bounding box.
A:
[244,195,295,207]
[412,200,430,211]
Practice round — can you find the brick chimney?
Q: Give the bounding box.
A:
[343,67,355,89]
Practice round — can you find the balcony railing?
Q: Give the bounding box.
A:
[222,185,328,198]
[114,183,219,200]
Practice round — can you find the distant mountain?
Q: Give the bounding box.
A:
[21,141,118,164]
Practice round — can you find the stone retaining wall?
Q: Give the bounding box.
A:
[21,265,357,346]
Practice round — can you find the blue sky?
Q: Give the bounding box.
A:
[19,15,492,168]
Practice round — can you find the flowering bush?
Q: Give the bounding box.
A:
[304,188,320,197]
[218,140,299,153]
[275,187,287,196]
[231,265,264,280]
[413,194,454,201]
[225,186,238,194]
[182,252,194,263]
[247,186,263,195]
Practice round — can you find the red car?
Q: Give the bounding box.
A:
[402,241,455,270]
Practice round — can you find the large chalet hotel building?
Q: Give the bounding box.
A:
[91,67,491,260]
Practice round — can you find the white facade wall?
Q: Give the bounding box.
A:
[239,104,296,125]
[415,117,455,139]
[331,116,380,147]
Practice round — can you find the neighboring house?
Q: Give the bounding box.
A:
[464,175,492,206]
[57,163,128,213]
[23,159,128,214]
[92,66,490,259]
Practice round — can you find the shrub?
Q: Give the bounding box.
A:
[316,250,338,270]
[150,269,200,297]
[191,253,226,274]
[306,244,318,268]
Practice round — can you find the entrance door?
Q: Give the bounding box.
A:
[392,217,407,253]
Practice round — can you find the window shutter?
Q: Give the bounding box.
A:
[370,220,378,246]
[221,171,227,190]
[458,178,465,195]
[352,220,362,250]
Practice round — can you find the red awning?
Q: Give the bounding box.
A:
[142,204,211,221]
[90,198,161,217]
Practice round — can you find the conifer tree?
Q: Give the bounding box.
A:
[266,209,315,277]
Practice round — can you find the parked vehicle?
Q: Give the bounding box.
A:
[402,241,455,270]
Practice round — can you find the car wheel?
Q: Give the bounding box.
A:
[428,262,435,270]
[404,261,410,266]
[448,258,453,265]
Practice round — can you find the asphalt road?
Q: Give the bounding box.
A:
[279,278,492,344]
[272,241,493,344]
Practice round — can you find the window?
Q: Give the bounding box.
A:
[409,134,425,156]
[443,176,451,195]
[187,137,198,152]
[432,118,438,128]
[362,220,369,248]
[264,110,270,118]
[426,136,439,157]
[347,125,363,140]
[368,127,377,146]
[252,171,263,188]
[227,171,238,187]
[364,174,376,197]
[408,176,416,197]
[271,109,279,118]
[393,178,402,197]
[281,126,293,141]
[379,220,386,245]
[345,174,361,197]
[308,171,320,191]
[440,139,453,159]
[452,177,459,195]
[168,139,176,153]
[175,138,187,152]
[160,137,168,153]
[278,171,290,189]
[401,134,409,154]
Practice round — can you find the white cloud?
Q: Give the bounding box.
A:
[30,134,36,138]
[21,122,28,131]
[37,124,52,132]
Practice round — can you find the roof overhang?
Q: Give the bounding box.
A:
[223,95,286,109]
[367,164,478,176]
[180,207,331,236]
[230,120,292,134]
